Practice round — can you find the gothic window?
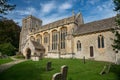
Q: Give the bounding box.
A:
[101,36,104,48]
[77,40,81,51]
[98,35,104,48]
[52,30,57,50]
[36,34,42,44]
[98,36,100,48]
[44,32,49,44]
[60,27,67,49]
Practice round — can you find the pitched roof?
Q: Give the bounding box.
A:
[33,13,84,34]
[31,41,45,50]
[74,16,116,36]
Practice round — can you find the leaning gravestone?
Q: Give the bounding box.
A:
[46,61,52,71]
[61,65,68,80]
[52,73,62,80]
[100,63,111,75]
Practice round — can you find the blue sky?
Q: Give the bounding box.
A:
[4,0,116,26]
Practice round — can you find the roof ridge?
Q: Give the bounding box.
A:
[83,16,116,25]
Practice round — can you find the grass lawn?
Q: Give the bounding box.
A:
[0,59,120,80]
[0,58,13,65]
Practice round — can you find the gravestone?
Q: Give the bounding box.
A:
[100,64,111,75]
[100,65,107,75]
[61,65,68,80]
[83,56,86,64]
[46,61,52,71]
[52,73,62,80]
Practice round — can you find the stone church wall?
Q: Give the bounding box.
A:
[29,23,77,56]
[73,31,116,63]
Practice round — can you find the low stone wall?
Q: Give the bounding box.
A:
[45,53,74,58]
[31,56,40,61]
[60,54,73,58]
[46,53,60,58]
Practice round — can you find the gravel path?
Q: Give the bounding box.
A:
[0,57,26,73]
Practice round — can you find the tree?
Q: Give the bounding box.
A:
[0,19,21,56]
[0,0,16,18]
[0,0,18,56]
[112,0,120,50]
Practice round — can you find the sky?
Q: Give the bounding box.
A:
[3,0,117,26]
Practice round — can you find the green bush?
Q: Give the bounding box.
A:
[0,43,15,56]
[14,53,25,59]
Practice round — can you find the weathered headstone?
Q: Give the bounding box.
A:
[100,65,106,75]
[61,65,68,80]
[100,64,111,75]
[106,64,111,73]
[83,56,85,64]
[52,73,62,80]
[46,61,52,71]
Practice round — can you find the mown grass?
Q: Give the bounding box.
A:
[0,58,13,65]
[0,58,120,80]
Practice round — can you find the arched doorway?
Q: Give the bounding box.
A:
[26,48,31,59]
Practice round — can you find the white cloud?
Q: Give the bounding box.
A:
[40,1,56,13]
[41,13,69,25]
[59,2,72,10]
[38,1,73,25]
[87,0,100,5]
[5,0,116,27]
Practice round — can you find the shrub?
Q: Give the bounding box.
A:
[0,43,15,56]
[14,53,25,59]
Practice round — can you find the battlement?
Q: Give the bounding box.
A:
[22,15,42,22]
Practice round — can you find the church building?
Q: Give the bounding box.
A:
[19,12,120,63]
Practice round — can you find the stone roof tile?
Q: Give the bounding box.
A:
[74,16,116,35]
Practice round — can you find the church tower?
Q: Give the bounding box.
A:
[19,15,42,53]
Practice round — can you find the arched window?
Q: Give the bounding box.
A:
[101,36,104,48]
[77,40,81,51]
[36,34,42,44]
[98,35,104,48]
[52,30,57,50]
[60,27,67,49]
[98,36,100,48]
[44,32,49,44]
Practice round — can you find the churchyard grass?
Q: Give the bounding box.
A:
[0,58,120,80]
[0,58,13,65]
